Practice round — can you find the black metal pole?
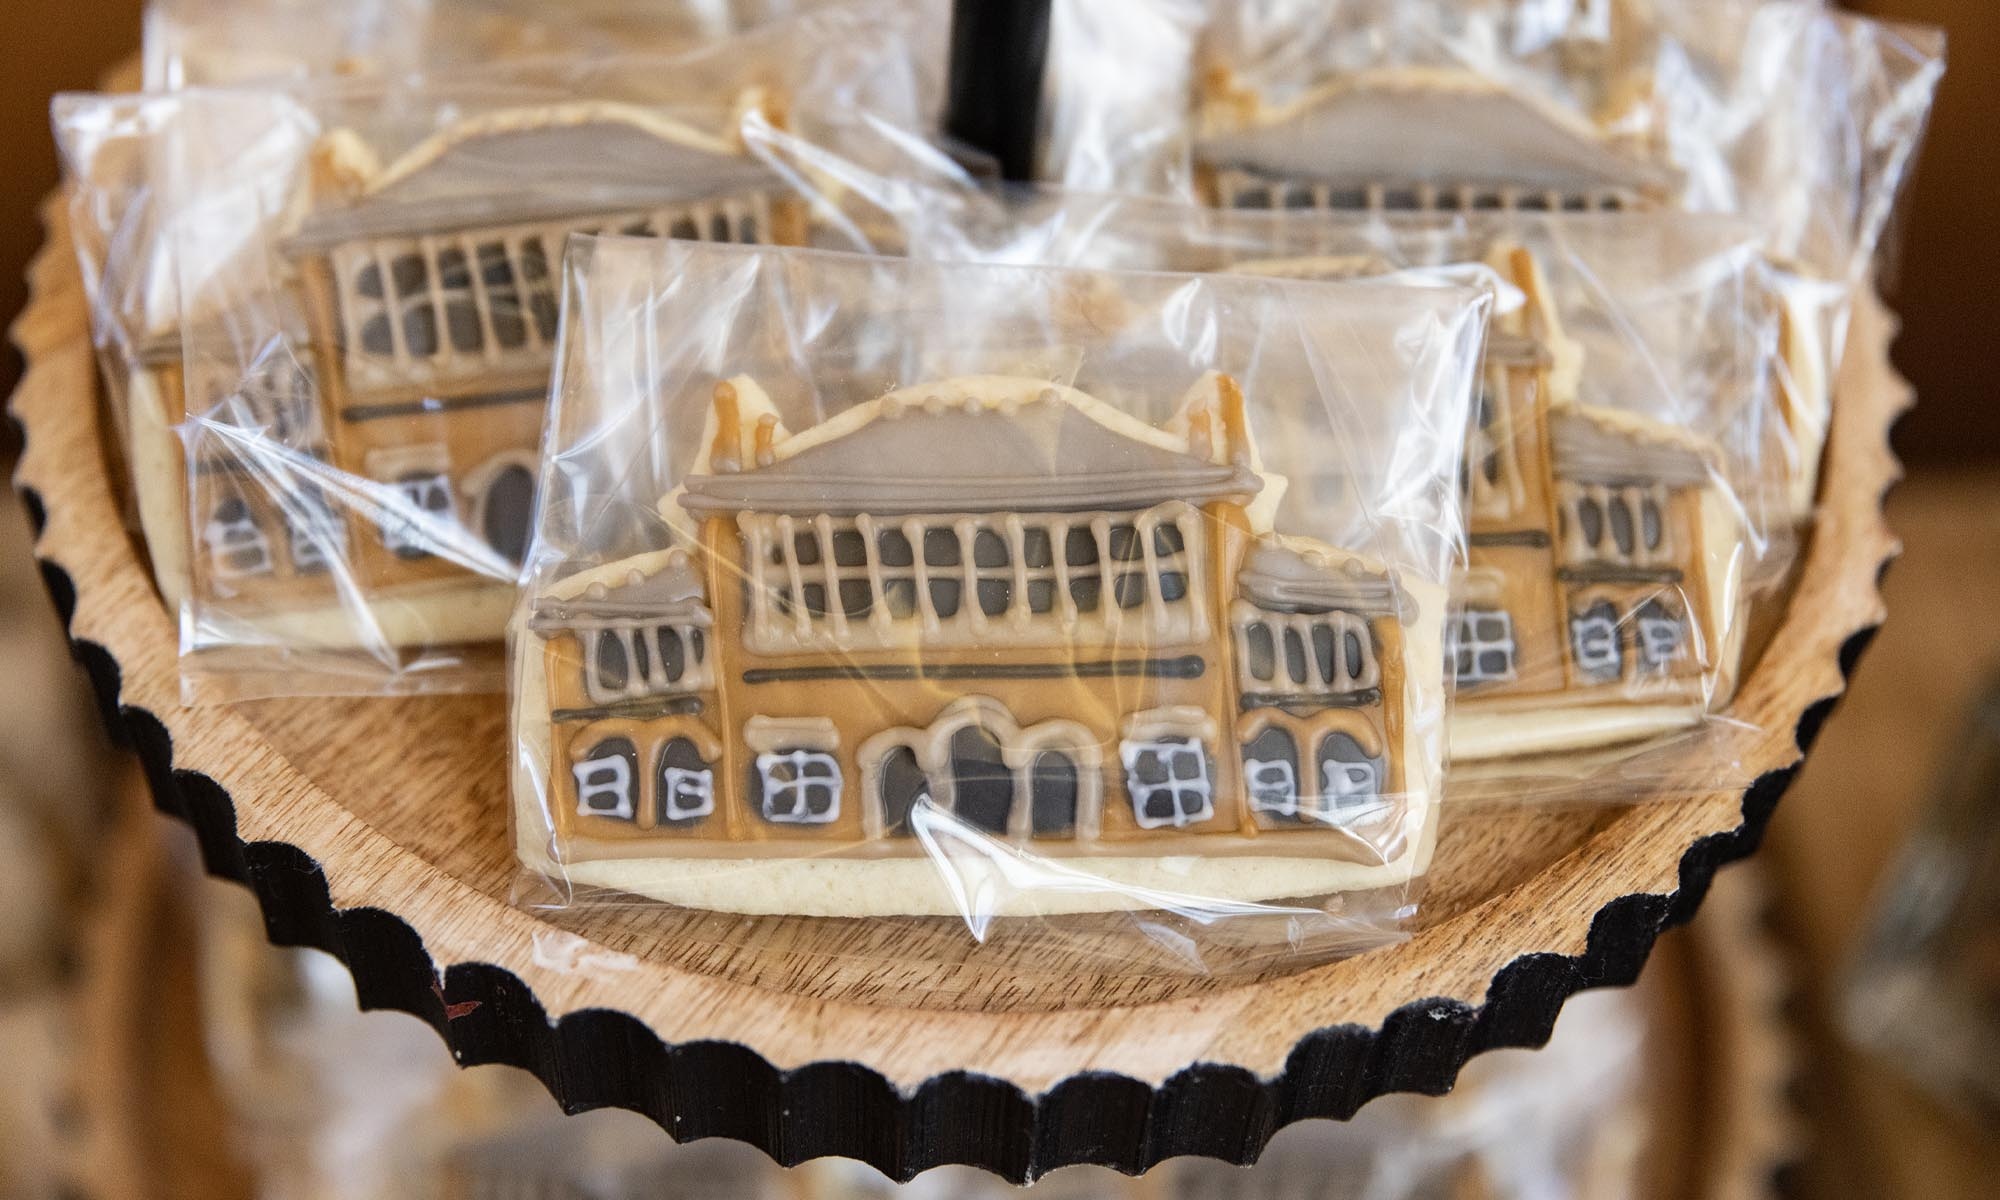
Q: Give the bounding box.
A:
[944,0,1053,182]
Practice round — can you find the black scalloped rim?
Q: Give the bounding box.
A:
[7,402,1891,1183]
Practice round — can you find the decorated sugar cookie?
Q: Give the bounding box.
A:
[515,373,1442,916]
[134,94,802,650]
[1237,244,1745,759]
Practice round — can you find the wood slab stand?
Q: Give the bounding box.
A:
[8,200,1902,1183]
[62,783,1798,1200]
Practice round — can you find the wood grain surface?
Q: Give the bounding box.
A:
[64,771,1798,1200]
[65,767,253,1200]
[1763,469,2000,1200]
[6,195,1900,1177]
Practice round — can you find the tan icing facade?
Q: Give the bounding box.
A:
[1234,247,1741,759]
[1451,250,1742,758]
[521,375,1436,914]
[140,100,805,648]
[1189,57,1770,756]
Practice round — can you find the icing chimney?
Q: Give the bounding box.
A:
[708,381,744,474]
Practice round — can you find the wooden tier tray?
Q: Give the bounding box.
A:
[62,774,1798,1200]
[9,200,1900,1183]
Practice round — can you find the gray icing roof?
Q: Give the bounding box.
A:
[1548,406,1713,486]
[1238,539,1408,619]
[679,389,1265,517]
[291,109,780,246]
[530,552,712,631]
[1199,76,1669,197]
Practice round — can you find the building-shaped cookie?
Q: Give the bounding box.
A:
[1451,249,1746,758]
[1237,243,1745,758]
[518,373,1439,916]
[1192,60,1825,521]
[137,98,804,648]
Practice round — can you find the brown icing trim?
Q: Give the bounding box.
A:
[1470,530,1553,548]
[551,695,705,724]
[738,656,1208,685]
[1238,689,1382,711]
[709,380,744,474]
[340,386,547,423]
[1556,565,1685,586]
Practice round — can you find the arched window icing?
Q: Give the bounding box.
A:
[479,462,535,565]
[204,495,272,579]
[1570,600,1625,682]
[1243,726,1304,819]
[948,725,1014,835]
[655,737,713,825]
[573,738,639,820]
[1028,752,1079,837]
[1316,732,1384,823]
[877,746,929,838]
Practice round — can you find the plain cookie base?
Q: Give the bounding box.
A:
[127,371,188,611]
[198,581,518,651]
[1449,701,1705,762]
[518,843,1421,918]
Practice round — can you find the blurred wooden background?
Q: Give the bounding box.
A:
[0,0,143,440]
[1845,0,2000,466]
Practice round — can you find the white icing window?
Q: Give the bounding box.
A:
[1213,167,1640,215]
[1565,482,1672,567]
[1122,738,1214,830]
[757,750,842,825]
[1570,603,1624,679]
[351,250,433,360]
[747,506,1200,649]
[643,192,774,245]
[204,496,273,579]
[1322,758,1381,818]
[1315,732,1385,824]
[1637,604,1685,670]
[284,488,344,574]
[573,750,635,820]
[1452,609,1517,685]
[338,197,775,389]
[660,767,715,822]
[1244,758,1301,817]
[583,625,707,705]
[381,471,454,557]
[343,236,558,370]
[222,357,317,445]
[1235,609,1378,695]
[1465,384,1528,519]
